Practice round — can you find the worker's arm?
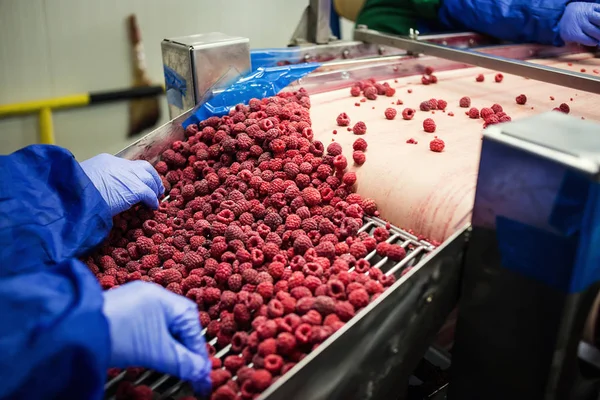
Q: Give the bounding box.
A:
[0,145,113,271]
[438,0,579,46]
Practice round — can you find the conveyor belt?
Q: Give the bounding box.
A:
[103,216,436,399]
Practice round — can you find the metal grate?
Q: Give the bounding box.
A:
[104,217,436,399]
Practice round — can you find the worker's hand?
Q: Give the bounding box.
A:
[80,154,164,216]
[102,282,211,395]
[559,2,600,47]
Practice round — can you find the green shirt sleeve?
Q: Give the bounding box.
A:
[355,0,441,36]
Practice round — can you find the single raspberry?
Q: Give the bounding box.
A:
[491,103,503,113]
[301,309,323,325]
[250,369,272,392]
[387,244,407,260]
[342,172,357,186]
[364,86,377,100]
[276,332,297,355]
[155,269,183,286]
[402,108,415,120]
[256,319,278,339]
[349,241,368,259]
[475,74,484,82]
[295,323,313,344]
[424,66,434,75]
[348,288,370,309]
[350,86,361,97]
[516,94,527,105]
[257,282,274,300]
[384,108,397,120]
[258,338,277,356]
[421,76,430,85]
[302,187,321,206]
[352,121,367,135]
[480,107,494,120]
[495,73,504,82]
[211,369,232,389]
[336,112,351,127]
[484,114,500,126]
[313,295,336,315]
[437,99,447,110]
[333,155,348,171]
[212,385,237,400]
[559,103,570,114]
[353,138,368,151]
[423,118,436,133]
[327,142,343,156]
[430,75,438,83]
[264,354,284,375]
[459,96,471,108]
[267,299,285,318]
[353,151,366,165]
[499,115,512,123]
[231,332,248,352]
[385,86,396,97]
[419,101,431,112]
[429,137,445,153]
[468,107,480,119]
[335,301,356,322]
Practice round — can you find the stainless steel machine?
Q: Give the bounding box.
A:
[104,5,600,398]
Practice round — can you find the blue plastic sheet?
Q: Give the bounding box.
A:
[250,48,304,70]
[164,65,187,109]
[183,63,320,128]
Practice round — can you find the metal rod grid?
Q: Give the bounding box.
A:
[103,217,436,399]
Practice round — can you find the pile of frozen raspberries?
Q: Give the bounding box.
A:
[86,89,408,400]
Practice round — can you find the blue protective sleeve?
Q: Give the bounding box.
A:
[0,145,112,398]
[438,0,570,46]
[0,145,113,274]
[0,258,110,399]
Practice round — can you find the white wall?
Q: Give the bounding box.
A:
[0,0,319,160]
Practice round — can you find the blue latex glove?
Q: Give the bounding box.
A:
[559,2,600,47]
[103,282,211,395]
[80,154,164,216]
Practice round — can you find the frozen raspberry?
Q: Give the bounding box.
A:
[559,103,570,114]
[402,108,415,120]
[257,282,274,300]
[385,87,396,97]
[499,115,512,123]
[475,74,484,82]
[480,107,494,119]
[348,288,370,309]
[336,112,351,127]
[294,323,313,344]
[491,103,503,114]
[430,75,438,83]
[211,369,232,389]
[424,66,434,75]
[264,354,284,375]
[387,244,407,261]
[313,295,336,315]
[327,142,342,156]
[495,73,504,82]
[276,332,297,355]
[342,172,357,186]
[468,107,480,119]
[419,101,431,112]
[333,155,348,171]
[231,332,248,352]
[267,299,285,318]
[212,385,237,400]
[364,86,377,100]
[350,86,361,97]
[423,118,436,133]
[459,96,471,108]
[353,138,368,151]
[155,269,183,286]
[353,151,366,165]
[349,241,368,259]
[335,301,356,322]
[437,99,447,110]
[301,309,323,325]
[429,138,445,153]
[516,94,527,105]
[352,121,367,135]
[251,369,272,392]
[384,108,397,120]
[256,319,278,339]
[485,114,500,126]
[421,76,431,85]
[258,338,277,356]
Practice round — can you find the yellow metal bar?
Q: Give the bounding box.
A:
[0,94,90,117]
[39,107,54,145]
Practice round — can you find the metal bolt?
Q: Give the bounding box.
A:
[342,49,350,59]
[426,295,432,303]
